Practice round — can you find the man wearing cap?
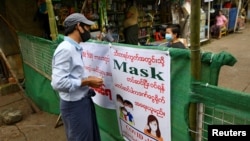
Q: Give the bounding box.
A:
[51,13,103,141]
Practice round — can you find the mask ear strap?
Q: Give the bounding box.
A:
[76,23,81,28]
[78,23,87,32]
[76,23,83,33]
[83,26,88,32]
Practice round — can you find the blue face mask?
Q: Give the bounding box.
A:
[165,33,173,41]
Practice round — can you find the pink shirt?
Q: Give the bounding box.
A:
[216,15,227,26]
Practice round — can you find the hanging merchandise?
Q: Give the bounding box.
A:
[182,0,191,16]
[210,0,215,13]
[155,0,161,12]
[80,0,100,31]
[171,2,181,24]
[99,0,108,32]
[180,0,191,38]
[180,0,211,46]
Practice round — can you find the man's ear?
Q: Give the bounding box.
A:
[77,23,81,28]
[173,33,177,37]
[76,23,84,32]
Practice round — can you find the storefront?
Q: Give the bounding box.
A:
[2,0,243,46]
[181,0,212,46]
[210,0,243,32]
[50,0,213,46]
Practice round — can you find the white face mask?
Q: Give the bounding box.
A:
[122,110,127,115]
[149,121,158,132]
[116,102,123,108]
[125,106,133,113]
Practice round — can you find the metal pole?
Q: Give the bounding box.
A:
[208,1,211,39]
[234,0,242,32]
[189,0,201,140]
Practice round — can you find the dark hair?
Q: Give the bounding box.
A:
[64,22,88,35]
[123,100,133,108]
[167,24,181,38]
[146,115,161,138]
[64,24,76,36]
[215,9,223,17]
[79,22,88,27]
[116,94,123,101]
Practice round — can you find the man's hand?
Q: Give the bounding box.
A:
[83,76,103,88]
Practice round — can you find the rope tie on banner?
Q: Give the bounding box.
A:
[210,53,214,63]
[205,83,209,87]
[189,48,201,52]
[188,127,199,134]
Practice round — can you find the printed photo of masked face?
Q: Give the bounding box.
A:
[123,100,135,125]
[124,100,133,113]
[149,121,158,132]
[120,107,128,121]
[121,107,128,115]
[144,114,163,141]
[125,105,133,114]
[116,94,124,108]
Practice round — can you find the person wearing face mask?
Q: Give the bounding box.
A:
[144,114,163,141]
[51,13,103,141]
[165,24,186,49]
[123,100,135,125]
[116,94,125,119]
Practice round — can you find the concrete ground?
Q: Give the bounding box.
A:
[0,22,250,141]
[201,23,250,93]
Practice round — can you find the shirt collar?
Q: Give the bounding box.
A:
[64,36,82,51]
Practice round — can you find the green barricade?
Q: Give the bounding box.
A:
[18,32,238,141]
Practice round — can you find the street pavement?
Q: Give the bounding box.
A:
[0,22,250,141]
[201,23,250,93]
